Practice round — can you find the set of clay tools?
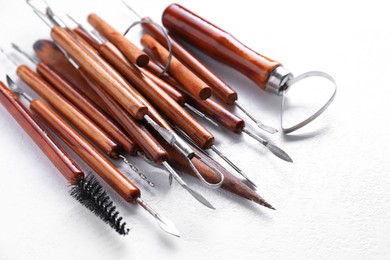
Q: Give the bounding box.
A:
[0,1,336,238]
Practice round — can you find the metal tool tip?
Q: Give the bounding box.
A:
[10,43,20,51]
[257,123,278,134]
[5,74,14,86]
[155,214,181,238]
[185,186,216,210]
[267,143,293,163]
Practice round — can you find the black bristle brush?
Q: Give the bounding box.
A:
[0,79,130,236]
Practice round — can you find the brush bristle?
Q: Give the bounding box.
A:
[70,175,130,236]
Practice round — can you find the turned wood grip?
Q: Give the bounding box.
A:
[17,65,122,158]
[31,99,141,202]
[0,82,84,184]
[79,68,168,164]
[142,17,237,104]
[100,41,215,149]
[141,34,212,100]
[141,68,185,105]
[33,40,109,113]
[162,4,281,89]
[73,27,101,51]
[50,26,148,120]
[87,13,149,67]
[36,63,138,155]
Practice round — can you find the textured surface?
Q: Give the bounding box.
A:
[0,0,390,259]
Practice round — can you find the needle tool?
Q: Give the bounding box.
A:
[162,4,337,134]
[26,2,216,209]
[122,2,277,134]
[7,74,180,237]
[0,77,130,235]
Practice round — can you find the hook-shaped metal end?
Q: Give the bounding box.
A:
[26,0,65,28]
[281,71,337,134]
[191,155,224,189]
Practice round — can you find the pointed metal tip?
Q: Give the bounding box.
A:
[184,186,216,210]
[10,42,20,52]
[155,213,181,238]
[266,143,293,163]
[257,123,278,134]
[5,74,14,87]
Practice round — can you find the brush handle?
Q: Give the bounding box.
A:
[36,62,138,155]
[50,26,148,120]
[162,4,281,90]
[79,68,168,164]
[141,34,212,100]
[0,81,84,184]
[87,13,149,67]
[99,41,215,149]
[31,99,141,203]
[33,40,109,114]
[141,17,237,105]
[17,65,122,159]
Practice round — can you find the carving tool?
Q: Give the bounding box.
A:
[6,75,180,237]
[162,4,337,134]
[26,4,216,209]
[122,4,276,134]
[0,79,130,235]
[87,13,211,100]
[11,43,154,186]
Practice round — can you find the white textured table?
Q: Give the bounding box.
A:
[0,0,389,259]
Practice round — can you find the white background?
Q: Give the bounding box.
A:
[0,0,389,259]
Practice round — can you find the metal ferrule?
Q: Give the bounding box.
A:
[171,133,195,159]
[266,66,293,95]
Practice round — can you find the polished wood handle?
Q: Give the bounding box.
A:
[79,68,168,164]
[36,62,138,155]
[141,34,212,100]
[31,99,141,202]
[17,65,122,158]
[162,4,281,90]
[0,82,84,184]
[87,13,149,67]
[50,26,148,120]
[73,26,101,51]
[142,17,237,105]
[100,41,215,149]
[33,39,109,114]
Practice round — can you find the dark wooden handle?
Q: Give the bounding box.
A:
[99,41,215,149]
[79,68,168,164]
[87,13,149,67]
[142,17,237,105]
[36,62,138,155]
[31,99,141,202]
[50,26,148,120]
[141,34,212,100]
[33,40,109,114]
[0,82,84,184]
[162,4,281,90]
[73,26,101,51]
[17,65,122,158]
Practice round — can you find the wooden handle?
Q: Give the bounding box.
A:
[17,65,122,158]
[142,17,237,105]
[141,34,212,100]
[79,68,168,164]
[31,99,141,202]
[162,4,281,90]
[73,27,101,51]
[50,26,148,120]
[33,40,109,114]
[87,13,149,67]
[99,41,215,149]
[141,68,185,105]
[36,62,138,155]
[0,82,84,184]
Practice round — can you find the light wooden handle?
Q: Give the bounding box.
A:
[31,99,141,202]
[0,82,84,184]
[141,34,212,100]
[88,13,149,67]
[17,65,122,158]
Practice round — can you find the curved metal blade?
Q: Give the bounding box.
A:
[183,185,215,210]
[266,143,293,163]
